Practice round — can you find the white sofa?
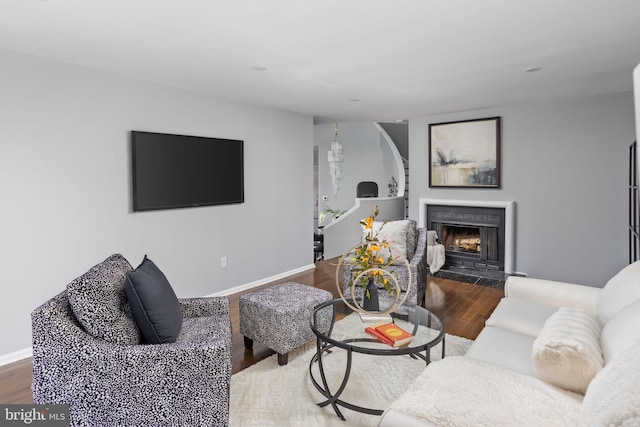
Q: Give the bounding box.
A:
[379,261,640,427]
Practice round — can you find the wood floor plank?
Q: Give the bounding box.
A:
[0,259,503,405]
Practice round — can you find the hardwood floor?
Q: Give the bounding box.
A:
[0,358,32,404]
[0,258,504,405]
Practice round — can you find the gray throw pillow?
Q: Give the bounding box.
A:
[124,255,183,344]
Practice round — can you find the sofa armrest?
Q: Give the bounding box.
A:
[505,276,601,315]
[180,296,229,318]
[410,228,428,267]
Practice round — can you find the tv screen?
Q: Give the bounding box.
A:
[131,131,244,212]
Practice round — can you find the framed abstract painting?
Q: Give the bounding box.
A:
[429,117,501,188]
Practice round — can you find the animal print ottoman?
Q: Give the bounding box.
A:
[239,282,332,365]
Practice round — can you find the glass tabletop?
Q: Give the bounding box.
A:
[310,298,444,356]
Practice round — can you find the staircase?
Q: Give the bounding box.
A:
[378,122,409,219]
[403,157,409,219]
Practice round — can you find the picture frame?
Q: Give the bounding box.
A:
[429,117,501,188]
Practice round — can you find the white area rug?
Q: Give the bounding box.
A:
[230,313,472,426]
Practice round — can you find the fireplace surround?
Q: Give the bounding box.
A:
[419,199,515,274]
[428,205,504,270]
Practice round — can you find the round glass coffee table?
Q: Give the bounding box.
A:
[309,298,445,420]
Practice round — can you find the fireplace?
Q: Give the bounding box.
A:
[442,225,482,255]
[419,199,515,273]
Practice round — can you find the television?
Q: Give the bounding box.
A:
[131,131,244,212]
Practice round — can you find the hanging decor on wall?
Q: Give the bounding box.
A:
[429,116,501,188]
[328,123,345,198]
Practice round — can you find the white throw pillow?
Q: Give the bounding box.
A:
[596,259,640,325]
[363,220,409,263]
[582,342,640,426]
[532,307,604,394]
[600,298,640,364]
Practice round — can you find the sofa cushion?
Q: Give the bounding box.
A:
[596,259,640,325]
[365,220,410,263]
[124,255,183,344]
[581,342,640,426]
[532,307,603,394]
[485,297,558,337]
[385,356,582,427]
[66,254,140,345]
[465,326,537,377]
[600,298,640,364]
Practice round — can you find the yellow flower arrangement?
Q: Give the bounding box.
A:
[349,205,398,298]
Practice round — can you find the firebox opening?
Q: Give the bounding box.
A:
[442,225,481,255]
[426,203,508,272]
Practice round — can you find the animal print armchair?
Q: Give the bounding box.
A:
[342,220,429,307]
[31,254,232,427]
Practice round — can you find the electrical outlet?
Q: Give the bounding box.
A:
[220,256,228,268]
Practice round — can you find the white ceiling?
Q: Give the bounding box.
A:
[1,0,640,123]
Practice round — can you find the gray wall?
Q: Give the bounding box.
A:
[409,91,636,287]
[315,122,398,222]
[380,122,409,160]
[0,49,313,357]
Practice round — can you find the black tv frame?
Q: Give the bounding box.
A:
[131,130,244,212]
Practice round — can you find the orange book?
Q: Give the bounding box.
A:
[365,326,395,346]
[374,323,414,347]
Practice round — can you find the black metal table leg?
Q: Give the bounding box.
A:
[309,338,385,419]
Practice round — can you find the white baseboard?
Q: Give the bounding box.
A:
[208,263,317,297]
[0,264,317,366]
[0,347,32,367]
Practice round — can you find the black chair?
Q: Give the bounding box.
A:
[357,181,378,198]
